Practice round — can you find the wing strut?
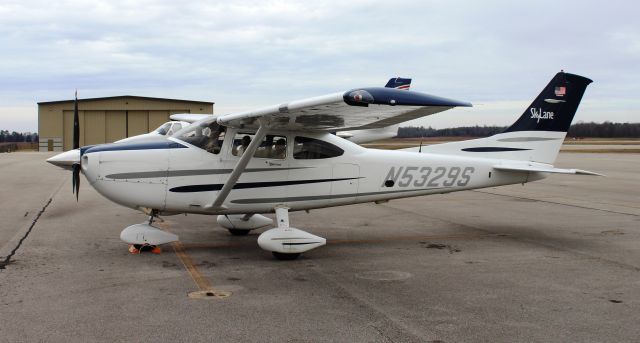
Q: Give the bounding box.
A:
[207,118,271,209]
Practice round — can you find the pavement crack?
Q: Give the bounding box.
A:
[0,198,53,270]
[311,267,428,343]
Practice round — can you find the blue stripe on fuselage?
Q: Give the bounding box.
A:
[83,141,187,155]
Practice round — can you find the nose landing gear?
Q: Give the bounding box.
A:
[120,210,178,254]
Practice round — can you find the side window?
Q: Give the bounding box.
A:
[293,136,344,159]
[175,120,225,154]
[232,133,287,159]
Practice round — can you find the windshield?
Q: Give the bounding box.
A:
[155,122,173,135]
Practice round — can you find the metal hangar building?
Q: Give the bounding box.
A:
[38,95,213,151]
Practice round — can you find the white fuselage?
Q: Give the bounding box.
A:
[81,129,542,215]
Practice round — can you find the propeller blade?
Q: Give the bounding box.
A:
[72,163,80,201]
[73,90,79,150]
[72,90,80,201]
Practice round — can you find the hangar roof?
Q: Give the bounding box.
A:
[38,95,214,105]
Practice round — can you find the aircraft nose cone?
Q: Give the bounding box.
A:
[47,149,80,169]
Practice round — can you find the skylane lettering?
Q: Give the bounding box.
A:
[530,107,555,123]
[383,166,475,188]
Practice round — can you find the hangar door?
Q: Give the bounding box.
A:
[84,111,106,146]
[128,110,180,136]
[62,109,189,150]
[127,111,148,137]
[106,111,126,142]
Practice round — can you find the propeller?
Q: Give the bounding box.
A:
[72,90,80,201]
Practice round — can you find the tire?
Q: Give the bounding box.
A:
[272,252,301,260]
[228,229,251,236]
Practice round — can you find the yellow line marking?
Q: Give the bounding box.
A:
[171,240,212,290]
[156,221,231,299]
[155,223,499,299]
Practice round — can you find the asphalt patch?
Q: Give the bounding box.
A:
[420,242,461,253]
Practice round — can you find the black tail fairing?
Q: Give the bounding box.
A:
[504,72,592,133]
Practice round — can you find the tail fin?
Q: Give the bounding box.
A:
[414,71,592,164]
[385,77,412,90]
[503,71,592,133]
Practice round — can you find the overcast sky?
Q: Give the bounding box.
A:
[1,0,638,132]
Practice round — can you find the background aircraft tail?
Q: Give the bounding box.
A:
[385,77,412,90]
[411,71,592,164]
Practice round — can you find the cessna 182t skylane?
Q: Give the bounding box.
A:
[48,71,598,260]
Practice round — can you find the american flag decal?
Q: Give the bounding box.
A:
[555,86,566,97]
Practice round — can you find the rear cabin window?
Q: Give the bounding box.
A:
[232,133,287,159]
[293,136,343,159]
[175,120,225,154]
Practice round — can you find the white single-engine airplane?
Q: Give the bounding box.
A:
[48,71,598,259]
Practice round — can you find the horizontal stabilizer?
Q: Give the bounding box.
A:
[493,163,603,176]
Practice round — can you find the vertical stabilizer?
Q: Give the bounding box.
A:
[412,72,592,164]
[504,72,592,133]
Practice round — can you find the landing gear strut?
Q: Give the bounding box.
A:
[257,206,326,260]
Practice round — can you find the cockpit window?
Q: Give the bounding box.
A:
[175,119,225,154]
[170,123,182,134]
[155,122,172,135]
[293,136,343,159]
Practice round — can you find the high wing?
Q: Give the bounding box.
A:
[171,77,413,125]
[170,113,212,123]
[216,87,471,132]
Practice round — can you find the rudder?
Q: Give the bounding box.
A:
[504,72,592,133]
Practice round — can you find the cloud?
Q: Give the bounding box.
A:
[0,0,638,131]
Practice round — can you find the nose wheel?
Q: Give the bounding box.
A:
[272,252,301,260]
[128,244,162,254]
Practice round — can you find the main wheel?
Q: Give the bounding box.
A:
[228,229,251,236]
[272,252,301,260]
